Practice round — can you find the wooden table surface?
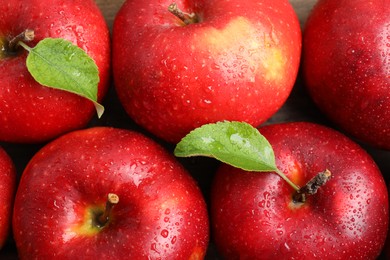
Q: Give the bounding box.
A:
[1,0,388,259]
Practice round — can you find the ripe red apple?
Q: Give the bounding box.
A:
[211,122,388,259]
[0,147,16,249]
[0,0,110,143]
[12,127,209,259]
[302,0,390,149]
[113,0,301,143]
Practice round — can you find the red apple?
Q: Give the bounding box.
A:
[0,0,110,143]
[113,0,301,143]
[12,127,209,259]
[211,122,388,259]
[0,147,16,249]
[302,0,390,149]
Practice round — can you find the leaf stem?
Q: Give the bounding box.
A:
[8,29,34,51]
[275,168,300,191]
[18,41,32,52]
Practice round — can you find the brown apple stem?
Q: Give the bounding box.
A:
[168,3,199,25]
[293,169,332,203]
[96,193,119,227]
[7,29,35,52]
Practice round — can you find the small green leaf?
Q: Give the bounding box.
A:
[21,38,104,117]
[174,121,278,172]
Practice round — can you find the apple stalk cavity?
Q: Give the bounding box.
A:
[293,169,332,203]
[1,29,34,57]
[96,193,119,228]
[168,3,199,25]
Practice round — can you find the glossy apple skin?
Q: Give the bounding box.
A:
[211,122,388,259]
[113,0,301,143]
[302,0,390,150]
[13,127,209,259]
[0,147,16,249]
[0,0,110,143]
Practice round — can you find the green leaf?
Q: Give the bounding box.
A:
[21,38,104,118]
[174,121,278,172]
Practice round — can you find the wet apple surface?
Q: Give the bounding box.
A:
[12,127,209,259]
[0,0,110,143]
[113,0,301,143]
[0,148,16,250]
[211,122,388,259]
[303,0,390,150]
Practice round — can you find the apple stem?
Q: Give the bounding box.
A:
[7,29,35,52]
[275,168,300,191]
[168,3,199,25]
[293,169,332,203]
[96,193,119,227]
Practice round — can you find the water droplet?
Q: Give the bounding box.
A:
[248,49,258,57]
[204,86,214,93]
[165,208,170,215]
[164,217,169,222]
[66,52,75,61]
[212,63,220,70]
[237,72,245,79]
[72,71,81,77]
[171,236,177,244]
[276,230,284,236]
[258,200,265,208]
[161,229,169,238]
[261,220,271,226]
[182,99,191,106]
[151,243,158,252]
[347,48,355,55]
[241,64,249,71]
[198,99,212,107]
[288,231,296,238]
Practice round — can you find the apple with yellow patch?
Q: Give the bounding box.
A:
[113,0,301,143]
[12,127,209,259]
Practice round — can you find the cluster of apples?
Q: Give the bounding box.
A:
[0,0,389,259]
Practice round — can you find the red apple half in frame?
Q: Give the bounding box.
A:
[0,146,16,249]
[211,122,388,259]
[302,0,390,149]
[12,127,209,259]
[113,0,301,143]
[0,0,110,143]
